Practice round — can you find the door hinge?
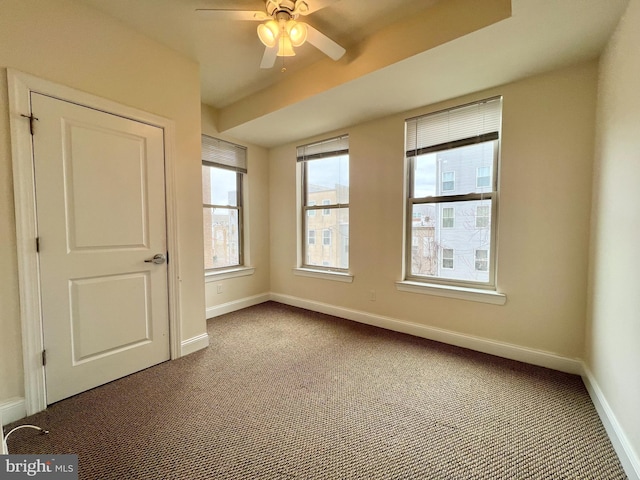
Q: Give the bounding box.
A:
[166,252,169,265]
[20,113,39,136]
[36,237,40,253]
[42,349,47,367]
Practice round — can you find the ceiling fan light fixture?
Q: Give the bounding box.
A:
[277,35,296,57]
[286,20,307,47]
[257,20,280,48]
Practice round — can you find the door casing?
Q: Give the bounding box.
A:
[8,69,182,415]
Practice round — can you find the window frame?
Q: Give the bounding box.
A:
[404,97,501,290]
[201,135,247,273]
[299,134,350,273]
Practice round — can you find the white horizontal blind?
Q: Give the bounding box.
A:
[406,97,502,156]
[202,134,247,173]
[297,134,349,162]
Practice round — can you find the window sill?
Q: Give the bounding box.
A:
[205,266,255,282]
[395,281,506,305]
[293,268,354,283]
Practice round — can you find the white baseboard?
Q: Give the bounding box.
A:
[269,293,583,375]
[206,293,271,319]
[0,397,26,426]
[582,365,640,480]
[180,333,210,356]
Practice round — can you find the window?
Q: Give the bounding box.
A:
[308,230,316,245]
[476,205,490,228]
[323,229,332,246]
[442,249,454,269]
[475,249,488,271]
[405,97,501,288]
[442,207,455,228]
[202,135,246,271]
[442,171,455,191]
[322,199,331,215]
[299,135,349,271]
[477,166,491,188]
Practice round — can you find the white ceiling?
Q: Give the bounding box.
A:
[79,0,628,147]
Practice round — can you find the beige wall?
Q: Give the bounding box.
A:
[0,0,206,402]
[587,0,640,465]
[270,61,598,359]
[201,104,271,313]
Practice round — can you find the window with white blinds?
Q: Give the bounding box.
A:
[202,134,247,173]
[202,135,246,271]
[406,97,502,157]
[405,97,502,289]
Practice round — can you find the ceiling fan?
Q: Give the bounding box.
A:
[196,0,346,69]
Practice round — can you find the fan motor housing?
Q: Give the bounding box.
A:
[266,0,298,16]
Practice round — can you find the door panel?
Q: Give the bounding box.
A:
[31,93,170,404]
[63,120,150,250]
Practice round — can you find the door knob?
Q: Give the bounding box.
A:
[144,253,166,265]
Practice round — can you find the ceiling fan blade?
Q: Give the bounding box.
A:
[304,24,345,61]
[195,9,267,21]
[260,45,278,69]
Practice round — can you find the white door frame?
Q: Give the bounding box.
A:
[8,69,182,415]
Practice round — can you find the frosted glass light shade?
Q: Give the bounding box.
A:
[277,35,296,57]
[286,20,307,47]
[257,20,280,48]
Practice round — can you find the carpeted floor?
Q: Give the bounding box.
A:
[5,302,627,479]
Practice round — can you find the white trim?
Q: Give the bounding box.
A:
[180,333,210,356]
[396,280,507,305]
[205,266,256,282]
[293,268,354,283]
[269,293,580,374]
[206,293,271,319]
[582,365,640,480]
[8,69,182,415]
[0,398,27,426]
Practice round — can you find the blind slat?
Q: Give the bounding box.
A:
[297,134,349,162]
[202,134,247,173]
[406,97,502,156]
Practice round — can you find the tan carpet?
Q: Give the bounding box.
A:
[5,302,627,479]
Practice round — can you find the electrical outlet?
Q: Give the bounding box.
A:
[216,284,223,294]
[369,290,376,301]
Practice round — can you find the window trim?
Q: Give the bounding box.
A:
[395,280,506,305]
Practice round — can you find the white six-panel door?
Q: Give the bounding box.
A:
[31,92,170,404]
